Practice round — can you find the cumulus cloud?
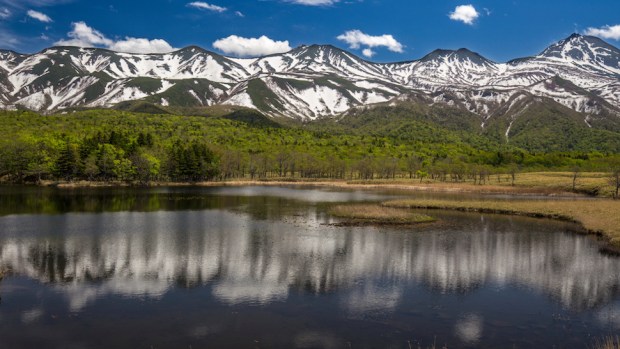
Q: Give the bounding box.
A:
[187,1,226,12]
[285,0,338,5]
[449,4,480,25]
[109,38,175,54]
[27,9,52,22]
[361,48,374,58]
[55,21,112,47]
[336,29,404,56]
[584,24,620,40]
[213,35,292,57]
[55,22,176,53]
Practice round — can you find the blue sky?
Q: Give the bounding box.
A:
[1,0,620,62]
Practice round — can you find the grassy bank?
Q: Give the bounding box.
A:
[43,174,587,196]
[501,171,610,196]
[348,171,614,196]
[329,204,435,225]
[41,170,617,197]
[383,198,620,248]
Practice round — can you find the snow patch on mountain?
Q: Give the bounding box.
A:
[222,92,254,109]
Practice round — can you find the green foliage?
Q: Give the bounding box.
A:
[0,109,618,184]
[167,141,219,181]
[55,143,81,179]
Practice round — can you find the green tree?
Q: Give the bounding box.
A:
[131,150,160,184]
[55,142,81,180]
[97,144,125,180]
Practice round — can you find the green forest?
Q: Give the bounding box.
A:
[0,109,619,186]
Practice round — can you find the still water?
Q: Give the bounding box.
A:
[0,186,618,348]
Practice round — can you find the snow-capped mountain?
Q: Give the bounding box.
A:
[0,33,619,124]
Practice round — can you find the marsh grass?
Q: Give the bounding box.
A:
[508,172,610,196]
[329,204,436,225]
[384,198,620,248]
[49,171,617,197]
[349,172,612,196]
[592,336,620,349]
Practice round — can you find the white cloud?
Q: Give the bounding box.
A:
[27,9,52,22]
[362,48,374,58]
[109,38,175,54]
[286,0,338,5]
[55,22,176,53]
[55,21,112,47]
[449,4,479,25]
[0,7,10,18]
[234,11,244,17]
[584,24,620,40]
[187,1,226,12]
[213,35,291,57]
[336,29,404,54]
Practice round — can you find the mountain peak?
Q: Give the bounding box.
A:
[541,33,619,56]
[538,33,620,72]
[291,44,347,55]
[420,48,492,65]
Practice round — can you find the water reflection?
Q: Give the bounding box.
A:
[455,314,483,344]
[0,185,393,216]
[0,207,619,313]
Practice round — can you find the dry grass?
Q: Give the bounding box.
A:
[329,204,435,224]
[350,172,612,196]
[508,172,610,195]
[383,198,620,248]
[592,336,620,349]
[47,171,617,197]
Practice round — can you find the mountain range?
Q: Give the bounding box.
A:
[1,33,620,134]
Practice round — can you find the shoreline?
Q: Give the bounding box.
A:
[31,179,588,197]
[383,198,620,253]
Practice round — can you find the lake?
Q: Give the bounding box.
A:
[0,185,618,348]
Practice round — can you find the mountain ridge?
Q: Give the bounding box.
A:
[0,33,619,132]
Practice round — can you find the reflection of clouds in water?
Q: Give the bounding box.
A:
[59,279,170,312]
[188,323,222,339]
[596,303,620,328]
[209,186,393,203]
[342,283,401,315]
[455,314,483,343]
[212,280,288,305]
[21,308,43,323]
[294,331,342,349]
[0,209,619,313]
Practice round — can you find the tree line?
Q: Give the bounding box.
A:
[0,110,619,197]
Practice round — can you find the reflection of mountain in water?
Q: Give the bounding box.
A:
[0,209,619,312]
